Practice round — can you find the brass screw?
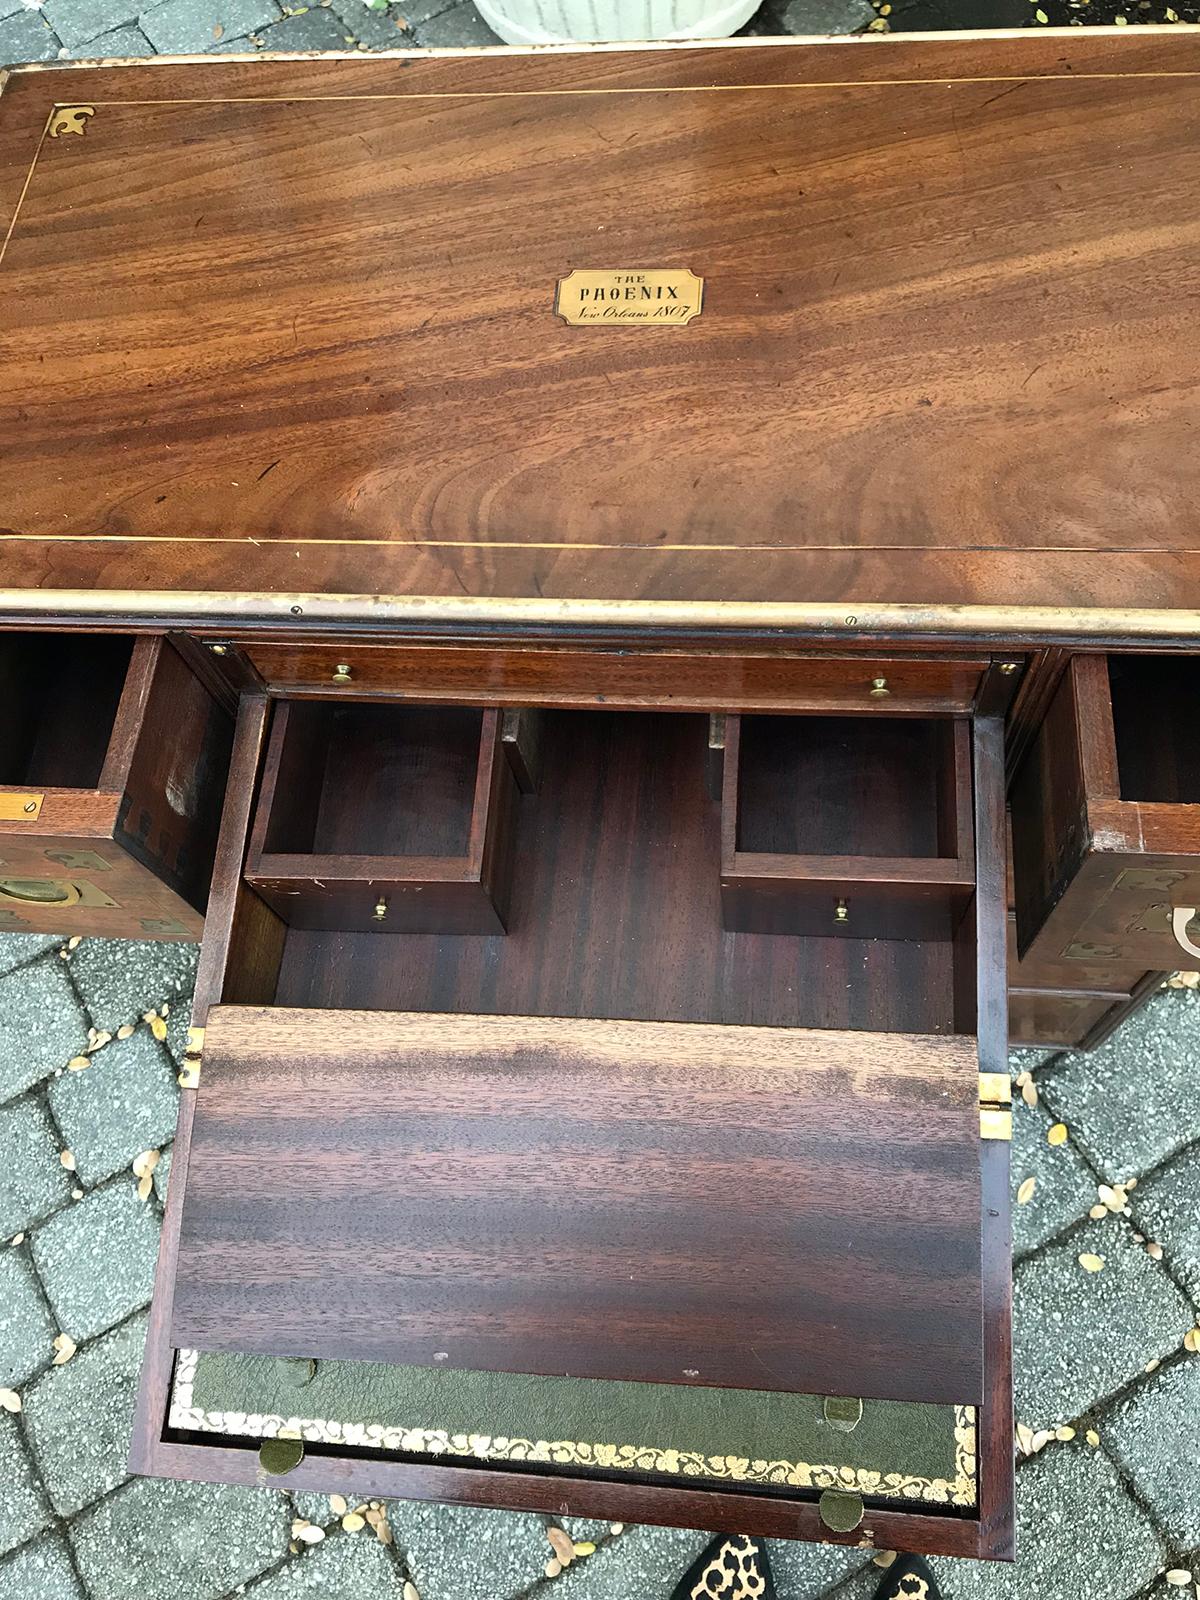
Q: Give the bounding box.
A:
[22,801,37,814]
[834,899,849,924]
[999,662,1019,675]
[869,677,891,698]
[373,896,388,921]
[332,663,353,685]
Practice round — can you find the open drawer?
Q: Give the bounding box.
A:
[1012,654,1200,973]
[134,698,1014,1559]
[0,633,233,939]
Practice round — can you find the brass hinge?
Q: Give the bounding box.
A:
[979,1072,1012,1141]
[0,792,44,821]
[178,1025,204,1090]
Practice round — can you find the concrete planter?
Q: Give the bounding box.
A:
[473,0,760,44]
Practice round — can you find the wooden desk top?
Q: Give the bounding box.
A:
[2,34,1199,636]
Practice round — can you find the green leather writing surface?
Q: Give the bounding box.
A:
[172,1349,975,1506]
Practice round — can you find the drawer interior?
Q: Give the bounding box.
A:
[235,707,978,1035]
[0,633,135,790]
[252,703,486,857]
[733,715,963,858]
[1108,656,1200,804]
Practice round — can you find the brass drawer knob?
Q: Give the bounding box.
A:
[332,663,353,685]
[868,676,890,698]
[373,896,388,922]
[834,899,849,925]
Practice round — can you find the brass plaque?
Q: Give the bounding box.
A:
[555,269,704,327]
[0,792,44,821]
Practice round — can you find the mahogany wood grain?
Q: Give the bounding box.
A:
[242,645,990,714]
[266,710,968,1034]
[1012,654,1200,973]
[245,703,516,933]
[721,716,975,940]
[4,38,1200,617]
[172,1006,984,1406]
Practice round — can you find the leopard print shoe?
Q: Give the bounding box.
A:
[872,1554,943,1600]
[669,1534,776,1600]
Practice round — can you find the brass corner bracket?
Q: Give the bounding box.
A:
[48,106,95,139]
[178,1025,204,1090]
[979,1071,1012,1141]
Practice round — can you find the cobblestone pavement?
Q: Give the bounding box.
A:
[0,931,1198,1599]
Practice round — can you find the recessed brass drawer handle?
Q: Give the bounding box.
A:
[332,662,353,685]
[0,878,82,905]
[1171,907,1200,961]
[868,676,890,697]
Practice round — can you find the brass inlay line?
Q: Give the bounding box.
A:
[4,535,1200,556]
[0,107,51,272]
[71,71,1200,104]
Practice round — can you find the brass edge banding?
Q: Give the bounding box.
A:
[3,592,1200,640]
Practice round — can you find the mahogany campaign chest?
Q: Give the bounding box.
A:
[3,29,1200,1563]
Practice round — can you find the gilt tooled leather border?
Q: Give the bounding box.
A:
[169,1350,977,1506]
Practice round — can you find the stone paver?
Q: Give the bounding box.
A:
[22,1313,148,1517]
[0,957,89,1105]
[253,4,347,45]
[414,1,498,42]
[771,0,873,29]
[0,936,62,980]
[69,1477,289,1600]
[47,1026,178,1188]
[245,1528,407,1596]
[0,1531,85,1600]
[1010,1095,1097,1258]
[1013,1216,1195,1430]
[66,939,197,1036]
[0,1096,73,1238]
[0,1248,56,1388]
[41,0,136,48]
[338,0,417,44]
[1104,1356,1200,1548]
[1038,991,1200,1180]
[289,1491,342,1529]
[768,1541,872,1598]
[66,19,155,52]
[930,1441,1166,1600]
[391,1503,551,1600]
[31,1177,160,1343]
[1131,1144,1200,1309]
[553,1524,711,1597]
[0,1410,51,1556]
[0,6,59,60]
[140,0,281,49]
